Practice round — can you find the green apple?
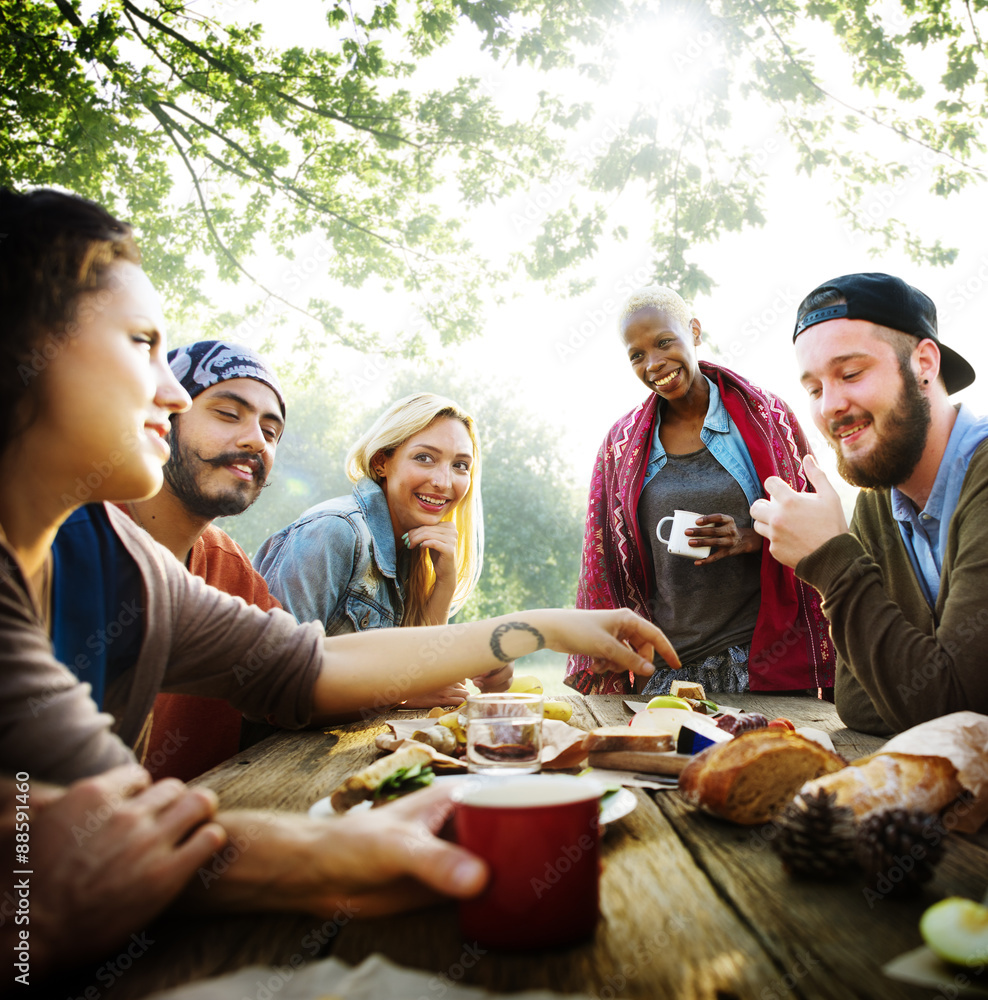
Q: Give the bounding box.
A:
[646,695,693,712]
[920,897,988,967]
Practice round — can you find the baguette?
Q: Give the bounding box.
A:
[330,745,433,812]
[584,727,674,753]
[678,729,846,825]
[799,753,962,821]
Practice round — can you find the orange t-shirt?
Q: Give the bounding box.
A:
[137,521,283,781]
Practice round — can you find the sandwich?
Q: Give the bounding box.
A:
[330,745,435,812]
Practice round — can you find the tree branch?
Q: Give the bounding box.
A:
[121,0,423,148]
[147,102,334,331]
[964,0,984,54]
[748,0,986,179]
[155,99,439,259]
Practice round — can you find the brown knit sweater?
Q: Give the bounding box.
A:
[0,504,325,784]
[796,440,988,735]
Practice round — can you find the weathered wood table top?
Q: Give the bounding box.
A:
[61,694,988,1000]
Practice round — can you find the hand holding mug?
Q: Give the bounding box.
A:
[687,513,763,565]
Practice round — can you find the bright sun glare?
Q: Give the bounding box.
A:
[608,13,719,106]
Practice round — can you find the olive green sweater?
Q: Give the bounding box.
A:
[796,440,988,735]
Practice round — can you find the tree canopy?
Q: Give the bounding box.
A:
[3,0,987,343]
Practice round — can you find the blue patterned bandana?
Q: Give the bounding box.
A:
[168,341,286,417]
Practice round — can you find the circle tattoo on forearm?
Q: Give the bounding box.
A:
[490,621,546,663]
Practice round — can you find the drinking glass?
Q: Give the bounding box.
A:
[463,692,543,775]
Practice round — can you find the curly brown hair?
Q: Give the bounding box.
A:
[0,188,142,457]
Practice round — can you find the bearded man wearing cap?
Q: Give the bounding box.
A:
[750,273,987,735]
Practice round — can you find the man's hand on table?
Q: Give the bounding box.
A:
[5,765,224,975]
[750,455,849,569]
[184,783,488,919]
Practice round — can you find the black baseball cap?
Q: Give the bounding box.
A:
[793,272,975,395]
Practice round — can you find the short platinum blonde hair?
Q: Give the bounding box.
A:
[346,392,483,626]
[618,285,694,333]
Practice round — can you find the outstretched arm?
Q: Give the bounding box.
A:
[312,607,679,720]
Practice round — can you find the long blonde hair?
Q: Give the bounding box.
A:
[346,393,483,627]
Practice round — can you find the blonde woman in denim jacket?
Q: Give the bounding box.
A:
[256,393,492,706]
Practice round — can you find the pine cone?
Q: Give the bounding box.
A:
[772,788,858,879]
[855,808,945,896]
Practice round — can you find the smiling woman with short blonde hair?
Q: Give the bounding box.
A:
[566,285,836,698]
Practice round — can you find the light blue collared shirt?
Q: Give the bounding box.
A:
[891,403,988,606]
[643,375,762,505]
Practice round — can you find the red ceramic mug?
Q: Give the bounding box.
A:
[454,775,602,950]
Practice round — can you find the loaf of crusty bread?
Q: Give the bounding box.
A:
[678,730,847,825]
[799,752,962,821]
[584,726,674,753]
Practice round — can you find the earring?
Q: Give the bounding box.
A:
[922,378,929,385]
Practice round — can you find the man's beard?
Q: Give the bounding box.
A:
[832,359,931,490]
[163,420,268,521]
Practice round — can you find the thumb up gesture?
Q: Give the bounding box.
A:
[749,455,849,568]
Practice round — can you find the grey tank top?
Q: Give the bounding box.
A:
[638,446,761,663]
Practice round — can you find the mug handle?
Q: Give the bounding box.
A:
[656,516,673,544]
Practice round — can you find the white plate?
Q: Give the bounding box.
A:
[598,786,637,826]
[309,775,638,826]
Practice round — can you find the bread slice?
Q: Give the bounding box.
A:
[678,730,846,825]
[670,680,706,701]
[800,752,962,821]
[330,745,433,812]
[584,726,674,753]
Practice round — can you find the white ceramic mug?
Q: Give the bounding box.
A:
[656,509,711,560]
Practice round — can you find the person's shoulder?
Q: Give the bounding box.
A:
[297,490,363,525]
[601,396,654,442]
[194,525,282,610]
[958,437,988,499]
[198,522,248,557]
[968,435,988,470]
[704,361,793,413]
[103,503,188,583]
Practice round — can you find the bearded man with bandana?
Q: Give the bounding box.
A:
[54,341,289,778]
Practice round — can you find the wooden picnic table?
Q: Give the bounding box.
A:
[61,693,988,999]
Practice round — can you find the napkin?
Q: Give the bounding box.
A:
[883,946,988,997]
[878,712,988,833]
[146,953,594,1000]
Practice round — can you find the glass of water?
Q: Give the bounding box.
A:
[464,692,544,775]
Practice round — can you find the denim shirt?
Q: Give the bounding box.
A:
[891,403,988,606]
[643,376,763,505]
[254,477,406,635]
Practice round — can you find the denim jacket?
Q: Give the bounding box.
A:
[254,477,406,635]
[643,375,762,505]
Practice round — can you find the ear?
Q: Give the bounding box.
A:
[370,450,387,479]
[913,338,941,388]
[690,317,702,346]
